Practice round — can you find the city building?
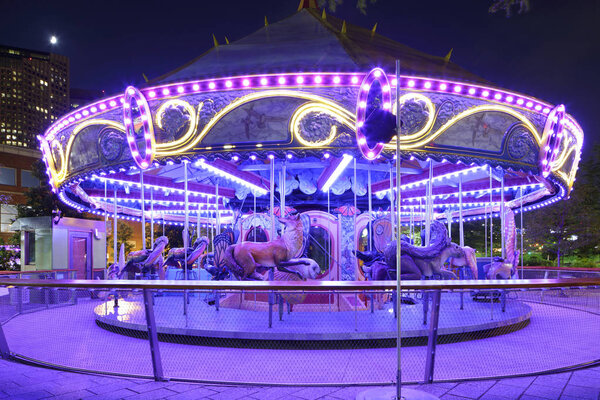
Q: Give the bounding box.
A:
[0,44,69,149]
[0,145,41,242]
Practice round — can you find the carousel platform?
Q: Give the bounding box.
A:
[93,292,531,346]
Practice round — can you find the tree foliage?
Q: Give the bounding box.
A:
[489,0,531,17]
[16,160,79,219]
[524,147,600,264]
[107,221,135,259]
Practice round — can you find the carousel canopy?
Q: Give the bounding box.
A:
[151,8,487,85]
[38,6,584,227]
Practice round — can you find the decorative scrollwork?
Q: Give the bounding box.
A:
[506,125,537,164]
[98,128,126,162]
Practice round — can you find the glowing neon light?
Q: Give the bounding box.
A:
[195,159,268,195]
[123,86,155,169]
[290,102,354,147]
[321,154,353,192]
[540,104,565,178]
[154,99,201,151]
[355,67,390,160]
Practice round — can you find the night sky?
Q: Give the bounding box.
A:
[2,0,599,158]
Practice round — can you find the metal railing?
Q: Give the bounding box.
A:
[0,278,598,385]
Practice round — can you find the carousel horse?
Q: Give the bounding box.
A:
[204,229,235,280]
[383,221,464,280]
[164,236,210,271]
[448,246,479,279]
[484,207,519,279]
[224,214,305,280]
[118,236,169,279]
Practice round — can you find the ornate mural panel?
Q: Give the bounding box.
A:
[201,97,303,145]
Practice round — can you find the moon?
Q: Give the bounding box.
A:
[50,36,57,45]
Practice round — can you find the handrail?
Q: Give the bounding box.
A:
[0,269,105,275]
[522,266,600,272]
[0,278,599,291]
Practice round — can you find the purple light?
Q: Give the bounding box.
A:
[351,76,359,84]
[225,80,233,88]
[408,80,415,87]
[453,85,462,93]
[526,101,533,108]
[278,77,286,85]
[232,155,239,161]
[177,86,184,93]
[286,153,292,159]
[148,91,156,98]
[535,105,542,111]
[162,88,170,96]
[391,78,398,86]
[208,82,216,89]
[250,155,257,160]
[193,84,200,91]
[314,76,322,84]
[324,153,330,159]
[123,86,155,170]
[333,76,341,84]
[109,100,117,107]
[99,104,106,110]
[439,83,447,91]
[468,88,476,95]
[506,96,514,102]
[260,77,268,85]
[482,90,489,97]
[296,76,304,84]
[494,93,502,100]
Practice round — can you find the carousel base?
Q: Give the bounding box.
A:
[94,292,531,347]
[356,387,440,400]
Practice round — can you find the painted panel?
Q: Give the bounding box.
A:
[201,97,303,145]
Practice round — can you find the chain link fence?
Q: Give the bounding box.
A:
[0,280,598,385]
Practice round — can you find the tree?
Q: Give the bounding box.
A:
[16,160,79,219]
[107,221,135,261]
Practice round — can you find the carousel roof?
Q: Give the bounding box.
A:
[151,8,487,85]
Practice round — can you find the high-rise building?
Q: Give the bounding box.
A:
[0,44,69,149]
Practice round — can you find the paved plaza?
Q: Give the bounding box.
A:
[0,359,598,400]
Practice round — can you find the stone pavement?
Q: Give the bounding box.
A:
[0,359,598,400]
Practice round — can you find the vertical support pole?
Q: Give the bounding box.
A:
[367,168,372,252]
[143,288,165,381]
[353,158,358,274]
[425,161,433,246]
[270,160,275,240]
[150,188,154,246]
[0,317,11,359]
[215,183,220,242]
[395,59,403,396]
[183,162,189,316]
[113,187,118,264]
[281,162,286,217]
[459,176,464,248]
[520,187,524,278]
[141,171,146,250]
[446,209,452,241]
[424,289,441,384]
[389,162,395,237]
[269,159,275,328]
[485,204,488,258]
[500,172,505,259]
[104,180,108,278]
[489,168,494,259]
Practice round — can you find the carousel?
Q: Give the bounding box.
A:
[38,6,583,343]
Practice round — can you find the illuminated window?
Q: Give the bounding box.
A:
[21,170,39,188]
[0,167,16,186]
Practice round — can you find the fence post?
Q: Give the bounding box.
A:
[0,319,10,359]
[143,289,166,381]
[424,289,442,384]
